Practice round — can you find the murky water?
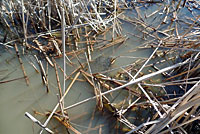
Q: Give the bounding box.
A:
[0,1,198,134]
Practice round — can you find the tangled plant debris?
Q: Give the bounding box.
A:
[0,0,200,133]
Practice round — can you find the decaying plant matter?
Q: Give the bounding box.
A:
[0,0,200,133]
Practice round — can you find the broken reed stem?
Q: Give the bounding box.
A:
[65,61,85,80]
[85,26,92,61]
[39,71,80,134]
[56,63,68,79]
[99,36,127,50]
[85,52,103,110]
[53,115,81,134]
[61,0,66,95]
[33,40,54,67]
[112,0,117,39]
[52,58,63,99]
[34,55,49,93]
[56,94,65,118]
[138,83,163,117]
[40,60,49,93]
[0,77,25,84]
[47,0,51,31]
[21,0,28,48]
[28,61,39,73]
[132,40,162,80]
[25,112,54,134]
[46,62,49,91]
[14,44,29,86]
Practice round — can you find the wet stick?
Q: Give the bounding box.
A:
[28,61,39,73]
[61,0,66,96]
[182,0,187,7]
[46,62,49,91]
[21,0,29,48]
[73,51,85,69]
[33,40,54,67]
[85,52,103,110]
[52,58,63,99]
[121,97,141,115]
[56,94,65,119]
[56,63,68,79]
[85,26,92,61]
[54,0,61,20]
[132,41,162,80]
[75,28,80,50]
[25,112,53,134]
[65,65,83,80]
[135,7,143,21]
[138,83,163,117]
[112,0,117,39]
[176,0,182,11]
[14,44,29,86]
[51,40,62,56]
[99,36,127,50]
[34,55,49,93]
[47,0,51,31]
[0,77,25,84]
[39,71,80,134]
[40,60,49,93]
[53,115,81,134]
[87,43,92,62]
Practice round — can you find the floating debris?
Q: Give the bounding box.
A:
[0,0,200,134]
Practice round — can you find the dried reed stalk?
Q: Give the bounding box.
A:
[14,44,29,86]
[39,71,80,134]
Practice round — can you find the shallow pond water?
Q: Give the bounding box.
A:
[0,34,150,134]
[0,1,198,134]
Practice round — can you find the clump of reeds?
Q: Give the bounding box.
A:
[0,0,123,54]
